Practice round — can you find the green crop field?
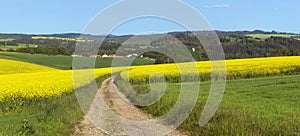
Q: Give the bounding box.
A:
[0,44,37,51]
[246,34,298,39]
[0,39,14,42]
[116,75,300,135]
[0,92,84,135]
[0,52,155,69]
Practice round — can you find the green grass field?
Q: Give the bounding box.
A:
[246,34,298,39]
[0,39,14,42]
[0,93,83,136]
[0,52,155,69]
[0,44,37,51]
[115,75,300,135]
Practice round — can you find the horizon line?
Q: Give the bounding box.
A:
[0,29,299,36]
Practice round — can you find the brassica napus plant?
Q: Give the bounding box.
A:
[0,59,56,75]
[121,56,300,83]
[0,68,113,102]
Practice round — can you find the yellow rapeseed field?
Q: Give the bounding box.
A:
[1,56,300,102]
[121,56,300,83]
[31,36,91,42]
[0,59,56,75]
[0,68,113,101]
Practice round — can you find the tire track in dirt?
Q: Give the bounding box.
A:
[72,77,188,136]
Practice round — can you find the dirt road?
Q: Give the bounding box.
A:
[72,78,187,136]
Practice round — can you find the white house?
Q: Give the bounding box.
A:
[192,48,196,52]
[102,54,108,58]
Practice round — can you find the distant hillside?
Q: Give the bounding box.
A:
[1,30,300,64]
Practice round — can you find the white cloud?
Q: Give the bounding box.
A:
[204,4,229,8]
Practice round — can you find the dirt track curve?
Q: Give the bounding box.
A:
[72,78,187,136]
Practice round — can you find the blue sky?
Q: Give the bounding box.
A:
[0,0,299,35]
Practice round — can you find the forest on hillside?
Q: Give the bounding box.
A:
[1,30,300,63]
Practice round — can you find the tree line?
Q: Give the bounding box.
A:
[2,31,300,63]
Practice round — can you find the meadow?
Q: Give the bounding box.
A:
[0,44,37,51]
[0,38,14,42]
[116,75,300,135]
